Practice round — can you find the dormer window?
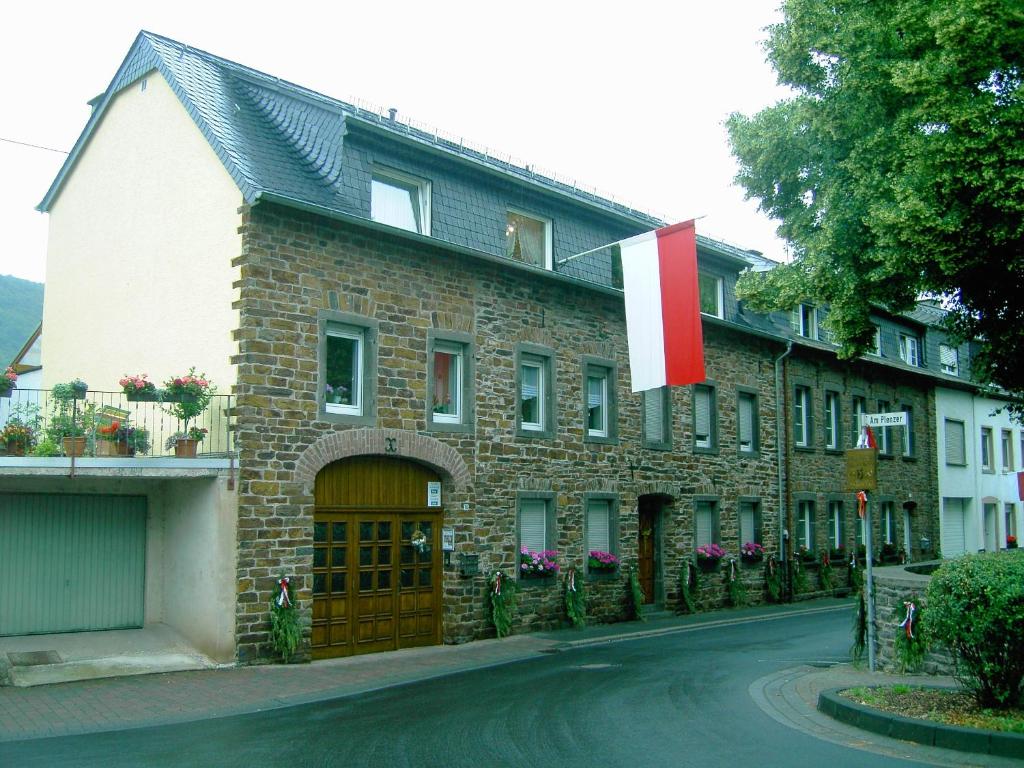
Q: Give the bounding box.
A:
[699,274,724,318]
[506,210,552,269]
[899,333,921,367]
[794,304,818,339]
[371,168,431,235]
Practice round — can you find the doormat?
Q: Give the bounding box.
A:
[7,651,61,667]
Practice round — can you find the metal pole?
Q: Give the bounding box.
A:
[864,500,877,672]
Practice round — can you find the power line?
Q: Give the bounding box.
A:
[0,136,69,155]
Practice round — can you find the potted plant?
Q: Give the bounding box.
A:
[119,373,161,401]
[829,544,846,563]
[798,545,817,564]
[162,369,215,453]
[1,420,34,456]
[518,546,560,580]
[696,543,726,571]
[740,541,764,564]
[0,366,17,397]
[95,420,129,456]
[1008,535,1019,549]
[587,550,620,573]
[124,426,151,456]
[165,426,207,457]
[48,383,93,456]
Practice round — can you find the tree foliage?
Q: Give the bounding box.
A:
[728,0,1024,406]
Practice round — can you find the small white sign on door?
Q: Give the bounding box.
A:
[442,527,455,551]
[427,481,442,507]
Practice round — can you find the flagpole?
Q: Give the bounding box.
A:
[554,215,705,267]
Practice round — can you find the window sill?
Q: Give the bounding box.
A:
[515,429,555,440]
[737,449,761,459]
[793,446,815,453]
[879,453,895,460]
[584,434,619,446]
[693,445,719,456]
[426,419,474,434]
[643,441,672,452]
[320,410,376,427]
[901,455,917,463]
[824,447,844,456]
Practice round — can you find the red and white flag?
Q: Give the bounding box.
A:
[619,221,705,392]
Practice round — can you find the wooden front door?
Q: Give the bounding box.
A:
[637,499,657,604]
[312,457,442,659]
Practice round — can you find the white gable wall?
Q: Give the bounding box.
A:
[42,71,241,394]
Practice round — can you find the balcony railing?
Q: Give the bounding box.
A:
[0,389,235,459]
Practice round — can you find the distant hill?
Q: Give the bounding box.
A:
[0,275,44,366]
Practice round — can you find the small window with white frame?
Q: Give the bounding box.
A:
[693,384,717,451]
[796,499,815,552]
[793,386,812,448]
[881,500,896,544]
[699,273,724,318]
[939,343,959,376]
[371,167,431,234]
[737,390,758,454]
[1001,429,1013,472]
[981,427,994,472]
[506,210,552,269]
[794,304,818,339]
[325,326,363,416]
[899,333,921,366]
[824,391,840,450]
[851,395,867,444]
[877,399,892,454]
[427,333,476,432]
[520,359,545,432]
[827,500,843,552]
[586,369,609,438]
[902,405,915,458]
[517,494,554,578]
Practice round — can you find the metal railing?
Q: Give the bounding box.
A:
[0,389,235,458]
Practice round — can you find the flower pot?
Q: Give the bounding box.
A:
[5,440,26,456]
[62,436,87,457]
[740,554,763,566]
[0,388,11,399]
[174,438,199,458]
[162,392,198,404]
[697,557,721,573]
[126,390,161,402]
[95,440,129,457]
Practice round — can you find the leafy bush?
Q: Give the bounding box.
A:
[926,552,1024,708]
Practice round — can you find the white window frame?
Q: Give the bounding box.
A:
[796,304,818,339]
[945,419,966,465]
[902,406,914,458]
[371,167,431,235]
[899,333,921,367]
[824,391,840,450]
[981,427,994,472]
[796,500,814,550]
[506,208,553,270]
[737,391,757,454]
[520,359,545,432]
[881,501,896,545]
[430,342,463,425]
[794,386,811,448]
[852,395,867,444]
[939,343,959,376]
[693,385,715,450]
[827,500,843,550]
[586,370,609,438]
[325,327,363,417]
[1001,429,1013,472]
[699,273,724,319]
[739,500,761,545]
[877,400,892,454]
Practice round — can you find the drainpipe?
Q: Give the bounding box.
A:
[774,341,793,599]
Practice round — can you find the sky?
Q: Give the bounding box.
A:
[0,1,792,285]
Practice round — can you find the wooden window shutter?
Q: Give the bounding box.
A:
[519,499,547,552]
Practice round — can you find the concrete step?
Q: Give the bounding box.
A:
[6,652,216,687]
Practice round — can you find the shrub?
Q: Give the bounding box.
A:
[926,551,1024,708]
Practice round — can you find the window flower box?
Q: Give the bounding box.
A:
[696,543,726,572]
[519,547,560,580]
[587,550,620,574]
[740,541,764,564]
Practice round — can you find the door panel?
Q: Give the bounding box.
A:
[638,505,656,604]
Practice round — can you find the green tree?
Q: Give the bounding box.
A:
[727,0,1024,408]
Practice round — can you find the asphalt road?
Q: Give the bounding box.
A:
[1,610,935,768]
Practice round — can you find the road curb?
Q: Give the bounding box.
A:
[817,687,1024,758]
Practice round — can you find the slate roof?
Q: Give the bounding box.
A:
[38,31,665,233]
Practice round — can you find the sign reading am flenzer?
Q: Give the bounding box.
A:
[860,412,907,428]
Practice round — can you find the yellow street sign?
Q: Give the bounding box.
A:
[845,448,878,491]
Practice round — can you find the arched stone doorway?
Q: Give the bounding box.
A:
[312,456,443,659]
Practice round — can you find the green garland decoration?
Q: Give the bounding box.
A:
[488,570,518,638]
[792,557,807,594]
[726,558,746,607]
[849,558,863,591]
[851,588,868,664]
[765,555,782,603]
[678,560,697,614]
[564,568,586,629]
[269,576,301,663]
[628,566,646,621]
[893,597,928,673]
[819,554,835,592]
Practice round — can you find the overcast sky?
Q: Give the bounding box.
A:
[0,1,791,285]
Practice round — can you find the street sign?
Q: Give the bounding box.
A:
[860,412,907,428]
[845,448,878,491]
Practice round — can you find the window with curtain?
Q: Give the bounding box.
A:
[325,328,362,416]
[585,499,612,555]
[738,391,757,453]
[371,169,429,234]
[693,385,714,450]
[431,344,462,423]
[827,500,843,550]
[519,499,547,554]
[695,500,719,547]
[899,333,921,366]
[945,419,966,465]
[506,210,551,269]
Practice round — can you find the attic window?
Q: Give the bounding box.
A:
[505,210,552,269]
[371,168,430,235]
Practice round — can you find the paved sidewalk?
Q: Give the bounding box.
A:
[5,594,1008,768]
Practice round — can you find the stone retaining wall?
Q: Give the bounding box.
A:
[870,563,955,675]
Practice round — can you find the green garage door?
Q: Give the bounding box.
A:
[0,493,147,636]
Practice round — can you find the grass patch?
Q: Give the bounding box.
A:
[841,686,1024,734]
